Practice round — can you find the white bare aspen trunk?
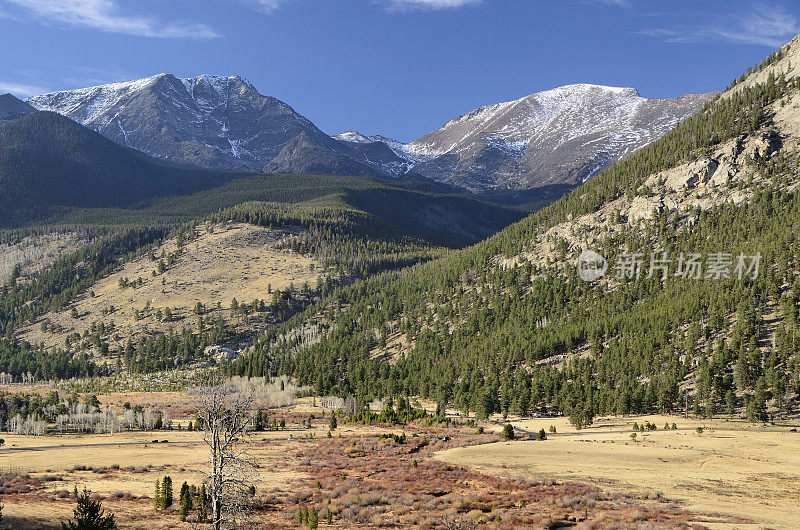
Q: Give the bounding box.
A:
[198,383,256,530]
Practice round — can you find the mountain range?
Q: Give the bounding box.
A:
[0,93,523,243]
[27,75,716,194]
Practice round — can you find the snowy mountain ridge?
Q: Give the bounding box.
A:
[26,75,715,192]
[337,83,716,191]
[28,73,366,174]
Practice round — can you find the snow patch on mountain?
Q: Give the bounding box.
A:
[28,74,283,163]
[27,75,715,191]
[29,74,165,126]
[334,131,375,144]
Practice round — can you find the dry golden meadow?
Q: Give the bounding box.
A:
[439,415,800,529]
[3,394,798,529]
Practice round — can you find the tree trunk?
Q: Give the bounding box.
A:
[213,498,222,530]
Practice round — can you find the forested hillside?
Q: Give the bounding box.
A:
[0,162,523,379]
[227,38,800,426]
[0,94,35,121]
[0,111,241,226]
[0,107,523,243]
[0,106,521,379]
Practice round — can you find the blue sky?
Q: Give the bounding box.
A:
[1,0,798,141]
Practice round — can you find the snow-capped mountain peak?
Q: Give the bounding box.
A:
[345,83,716,191]
[332,83,714,191]
[26,75,715,192]
[26,73,355,173]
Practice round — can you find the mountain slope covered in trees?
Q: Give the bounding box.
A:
[227,36,800,426]
[0,94,35,121]
[0,111,238,226]
[0,135,524,378]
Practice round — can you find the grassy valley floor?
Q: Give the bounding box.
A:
[437,414,800,529]
[0,397,742,529]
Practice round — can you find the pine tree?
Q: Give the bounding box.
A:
[501,423,514,440]
[162,476,173,508]
[0,502,9,530]
[154,480,161,510]
[61,488,117,530]
[705,399,716,419]
[747,381,768,423]
[179,482,192,522]
[329,413,337,431]
[726,390,737,416]
[308,506,319,529]
[198,484,208,522]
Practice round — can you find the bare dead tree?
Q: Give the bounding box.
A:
[197,384,256,529]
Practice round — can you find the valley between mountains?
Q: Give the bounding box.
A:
[2,28,800,530]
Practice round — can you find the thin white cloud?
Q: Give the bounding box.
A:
[4,0,219,39]
[386,0,481,11]
[0,80,47,97]
[242,0,478,14]
[246,0,289,13]
[641,3,800,48]
[587,0,629,6]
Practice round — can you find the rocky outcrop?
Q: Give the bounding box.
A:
[627,196,662,223]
